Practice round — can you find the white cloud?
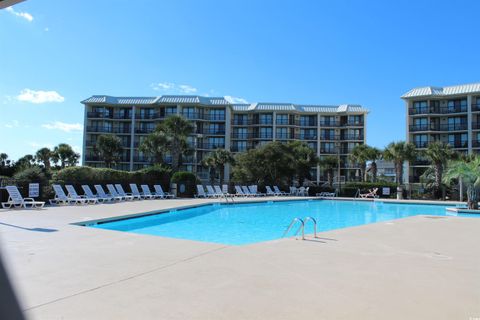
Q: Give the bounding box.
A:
[28,142,55,150]
[17,89,65,104]
[225,96,249,104]
[4,120,20,128]
[6,7,33,22]
[178,84,197,94]
[42,121,83,132]
[150,82,197,94]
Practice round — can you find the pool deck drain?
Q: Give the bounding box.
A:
[0,197,479,320]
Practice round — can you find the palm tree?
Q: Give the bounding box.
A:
[349,144,370,181]
[443,157,480,209]
[203,149,234,186]
[35,147,52,171]
[0,153,8,167]
[95,135,123,168]
[53,143,80,168]
[139,131,167,165]
[383,141,416,186]
[366,147,382,182]
[319,155,338,188]
[288,141,319,185]
[422,141,455,198]
[155,115,193,172]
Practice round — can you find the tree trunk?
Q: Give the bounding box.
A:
[219,165,225,186]
[209,167,215,185]
[467,185,478,210]
[327,170,333,188]
[371,161,377,182]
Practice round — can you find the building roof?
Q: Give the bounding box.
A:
[401,82,480,99]
[82,95,368,113]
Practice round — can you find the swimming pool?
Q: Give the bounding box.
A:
[90,200,473,245]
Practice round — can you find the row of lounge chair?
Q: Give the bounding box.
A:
[49,184,175,205]
[196,185,309,198]
[0,184,175,209]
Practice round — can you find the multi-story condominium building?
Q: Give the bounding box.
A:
[402,82,480,182]
[81,95,368,183]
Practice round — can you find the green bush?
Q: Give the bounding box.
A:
[171,171,198,197]
[339,182,397,198]
[13,167,49,200]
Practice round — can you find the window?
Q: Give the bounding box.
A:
[208,123,225,134]
[414,134,428,148]
[300,129,316,140]
[165,106,177,116]
[321,129,335,139]
[276,127,288,139]
[348,115,363,125]
[259,127,273,139]
[182,107,195,119]
[300,115,316,126]
[321,142,336,153]
[233,141,247,152]
[233,114,247,125]
[413,101,428,113]
[233,127,248,139]
[209,109,225,121]
[208,137,225,148]
[320,116,335,125]
[447,99,467,112]
[276,114,289,125]
[259,114,273,125]
[447,117,466,130]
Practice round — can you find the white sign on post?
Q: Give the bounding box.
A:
[29,183,40,198]
[382,187,390,196]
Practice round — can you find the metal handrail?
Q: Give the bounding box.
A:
[282,218,305,240]
[304,217,318,238]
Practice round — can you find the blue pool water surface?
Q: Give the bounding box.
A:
[91,200,473,245]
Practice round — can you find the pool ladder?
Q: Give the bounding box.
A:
[223,194,235,204]
[282,217,318,240]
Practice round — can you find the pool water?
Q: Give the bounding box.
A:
[91,200,473,245]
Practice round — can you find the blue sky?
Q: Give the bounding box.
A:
[1,0,480,161]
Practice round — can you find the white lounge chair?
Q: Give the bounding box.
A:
[273,186,288,196]
[241,186,254,197]
[316,191,336,197]
[359,188,379,199]
[234,185,246,197]
[196,185,207,198]
[248,185,265,196]
[214,185,226,196]
[115,184,137,200]
[266,186,279,196]
[154,185,175,198]
[50,184,87,205]
[1,186,45,209]
[130,183,153,199]
[297,187,306,196]
[65,185,98,204]
[222,184,230,195]
[206,185,221,198]
[141,185,163,199]
[289,186,297,196]
[96,185,122,201]
[82,185,112,202]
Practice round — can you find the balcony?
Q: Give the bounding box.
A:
[252,133,273,139]
[113,112,132,120]
[438,123,467,131]
[197,143,226,150]
[319,121,340,127]
[413,141,429,148]
[199,129,226,135]
[87,112,112,119]
[342,121,364,127]
[297,134,317,140]
[135,128,155,134]
[276,133,295,140]
[448,141,468,149]
[85,155,129,162]
[276,119,297,126]
[232,119,249,125]
[136,112,160,120]
[472,122,480,130]
[320,135,340,141]
[341,134,364,141]
[299,120,317,127]
[473,139,480,147]
[320,148,338,154]
[231,145,250,152]
[409,106,467,115]
[472,104,480,112]
[231,133,250,139]
[86,126,131,134]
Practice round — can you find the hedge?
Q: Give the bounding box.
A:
[339,182,398,198]
[171,171,199,198]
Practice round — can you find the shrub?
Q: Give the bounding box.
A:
[13,167,49,200]
[171,171,198,197]
[339,182,397,198]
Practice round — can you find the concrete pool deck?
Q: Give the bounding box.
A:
[0,197,479,319]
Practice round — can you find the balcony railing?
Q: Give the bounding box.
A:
[232,119,249,125]
[299,121,317,127]
[181,112,226,121]
[136,113,160,120]
[276,134,295,140]
[409,106,467,115]
[86,126,131,134]
[85,155,129,162]
[320,135,340,141]
[231,133,250,139]
[342,121,364,127]
[320,148,338,154]
[135,128,155,134]
[252,133,273,139]
[319,121,340,127]
[410,123,468,132]
[197,143,226,149]
[199,129,226,135]
[297,134,317,140]
[341,134,364,140]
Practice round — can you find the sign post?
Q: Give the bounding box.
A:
[29,183,40,198]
